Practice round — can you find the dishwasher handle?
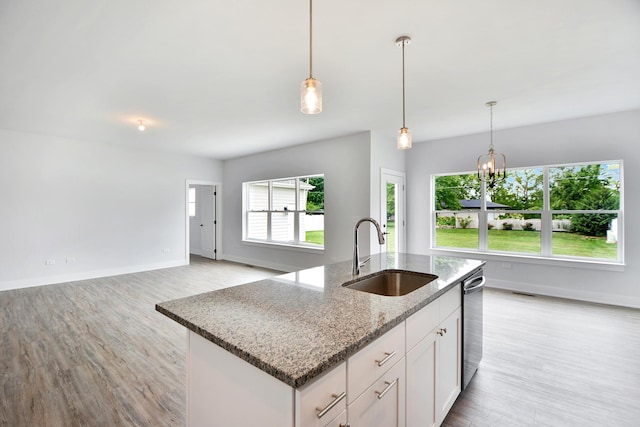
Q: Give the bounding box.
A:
[463,275,485,294]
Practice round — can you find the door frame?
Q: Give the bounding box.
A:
[380,168,406,254]
[185,179,222,264]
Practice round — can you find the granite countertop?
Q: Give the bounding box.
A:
[156,253,484,389]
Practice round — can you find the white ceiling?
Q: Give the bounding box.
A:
[1,0,639,160]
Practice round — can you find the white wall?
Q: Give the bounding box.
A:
[406,109,640,308]
[222,132,372,271]
[0,128,222,290]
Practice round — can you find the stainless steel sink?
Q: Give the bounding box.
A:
[342,270,438,296]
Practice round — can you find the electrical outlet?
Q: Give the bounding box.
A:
[45,259,56,266]
[501,262,512,269]
[66,257,76,264]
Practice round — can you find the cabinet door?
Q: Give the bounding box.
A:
[348,357,405,427]
[436,307,461,424]
[406,330,437,427]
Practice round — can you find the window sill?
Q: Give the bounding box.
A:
[242,239,325,254]
[429,248,625,272]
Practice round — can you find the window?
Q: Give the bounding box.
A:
[433,161,623,264]
[243,175,324,249]
[188,187,196,217]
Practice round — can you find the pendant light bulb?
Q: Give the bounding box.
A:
[138,119,145,132]
[301,77,322,114]
[398,127,412,150]
[396,36,412,150]
[301,0,322,114]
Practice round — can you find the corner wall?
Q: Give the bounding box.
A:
[0,128,222,290]
[406,109,640,308]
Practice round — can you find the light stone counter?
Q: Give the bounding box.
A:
[156,253,484,388]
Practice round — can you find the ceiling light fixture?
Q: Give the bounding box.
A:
[396,36,411,150]
[301,0,322,114]
[477,101,506,188]
[138,119,145,132]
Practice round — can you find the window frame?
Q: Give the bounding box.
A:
[242,174,324,252]
[431,160,624,267]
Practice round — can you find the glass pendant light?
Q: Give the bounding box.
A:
[477,101,507,188]
[396,36,411,149]
[301,0,322,114]
[138,119,145,131]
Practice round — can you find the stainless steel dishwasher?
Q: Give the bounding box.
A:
[461,267,485,390]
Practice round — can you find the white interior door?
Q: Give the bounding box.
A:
[381,169,406,254]
[199,185,216,259]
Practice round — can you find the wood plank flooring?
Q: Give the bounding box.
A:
[0,256,281,427]
[443,289,640,427]
[2,257,640,426]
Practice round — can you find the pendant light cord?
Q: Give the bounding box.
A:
[309,0,313,78]
[401,41,406,128]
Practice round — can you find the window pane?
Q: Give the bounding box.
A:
[272,179,296,211]
[270,210,294,242]
[300,212,324,246]
[489,167,543,210]
[247,212,267,239]
[302,176,324,213]
[488,214,541,254]
[550,162,621,210]
[434,173,479,210]
[552,214,618,259]
[435,212,478,249]
[188,187,196,217]
[248,182,269,211]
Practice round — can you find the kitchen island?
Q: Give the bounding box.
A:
[157,253,484,427]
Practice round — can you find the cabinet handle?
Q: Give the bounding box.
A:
[316,391,346,419]
[375,378,398,400]
[339,424,350,427]
[375,351,396,367]
[437,327,448,336]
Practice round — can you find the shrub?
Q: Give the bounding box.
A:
[488,223,495,230]
[502,222,513,230]
[522,222,535,231]
[436,216,456,228]
[457,216,473,229]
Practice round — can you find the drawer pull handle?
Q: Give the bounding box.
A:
[375,351,396,367]
[316,391,346,419]
[375,378,398,400]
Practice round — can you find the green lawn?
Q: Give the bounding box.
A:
[436,228,617,259]
[305,230,324,245]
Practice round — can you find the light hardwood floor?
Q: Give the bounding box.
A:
[2,257,639,426]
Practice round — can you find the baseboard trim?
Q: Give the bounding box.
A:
[488,278,640,309]
[0,260,188,292]
[221,254,294,273]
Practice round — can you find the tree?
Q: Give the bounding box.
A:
[306,177,324,211]
[550,164,619,236]
[435,174,478,210]
[490,169,543,218]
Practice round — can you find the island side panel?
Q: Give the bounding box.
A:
[188,331,294,427]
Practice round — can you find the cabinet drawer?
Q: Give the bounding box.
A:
[347,322,405,403]
[296,362,346,427]
[347,357,406,427]
[406,300,439,352]
[439,284,461,320]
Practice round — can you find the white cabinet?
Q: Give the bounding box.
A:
[296,362,347,427]
[348,357,406,427]
[406,285,462,427]
[436,307,461,421]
